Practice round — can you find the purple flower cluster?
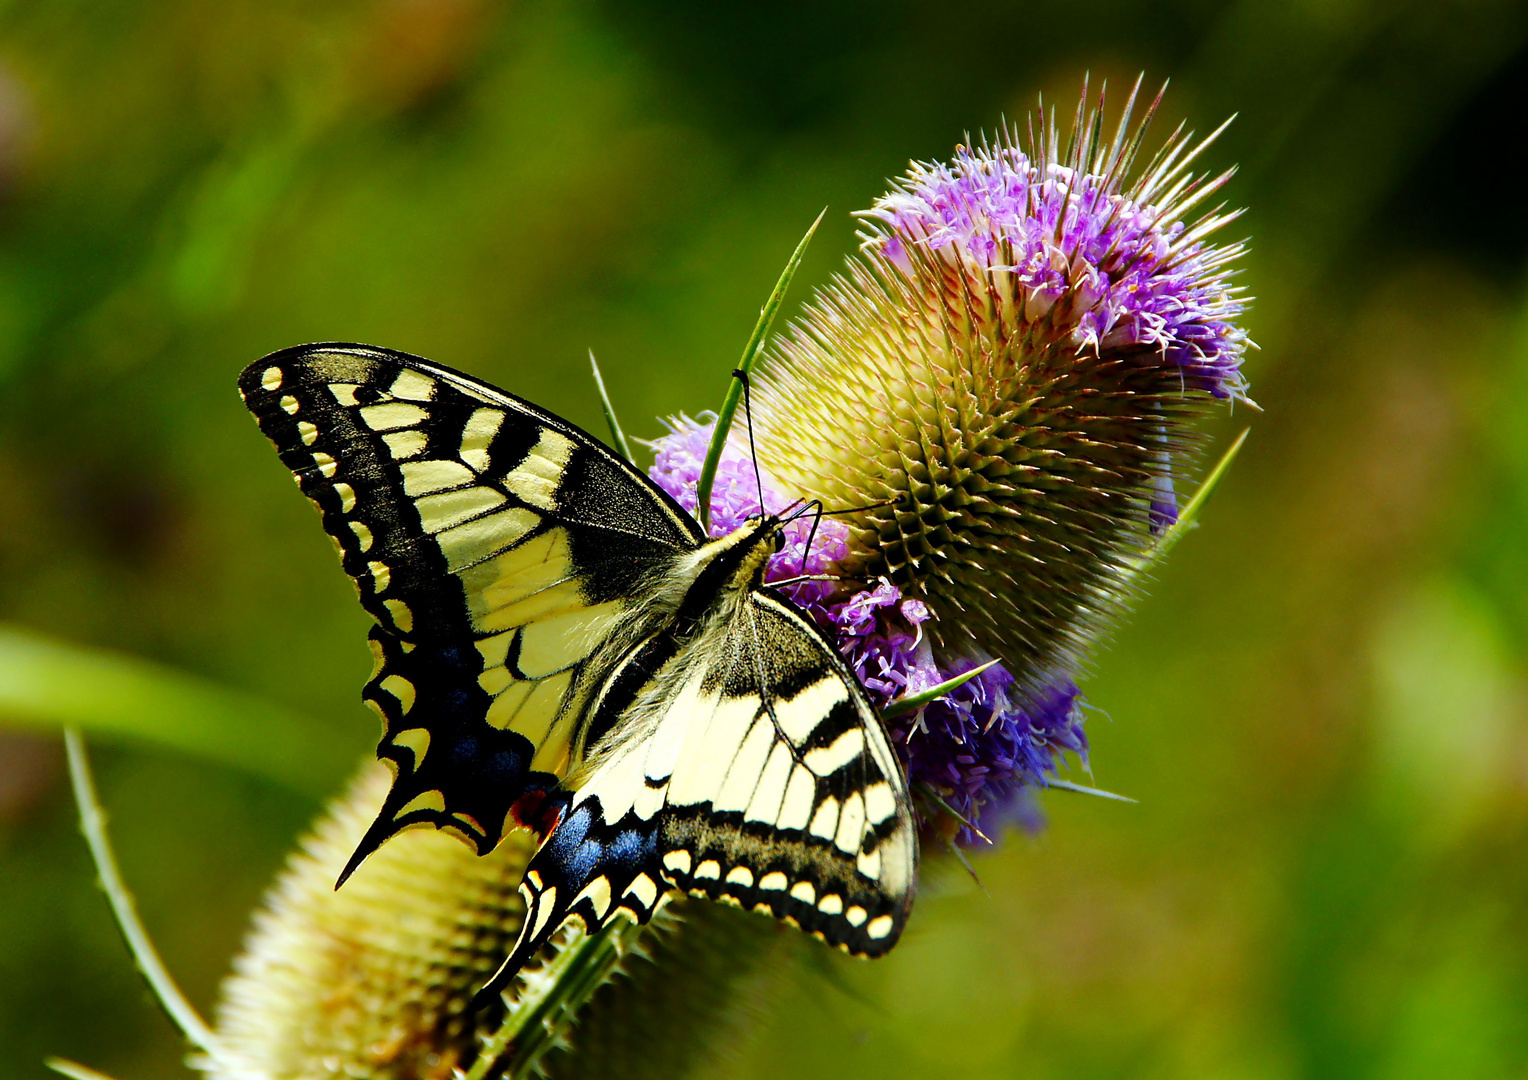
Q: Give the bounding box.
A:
[864,143,1250,400]
[648,418,1088,841]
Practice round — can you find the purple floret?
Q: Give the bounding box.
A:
[647,417,1088,842]
[863,145,1250,400]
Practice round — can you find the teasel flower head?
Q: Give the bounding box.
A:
[651,79,1250,835]
[203,763,787,1080]
[206,764,535,1079]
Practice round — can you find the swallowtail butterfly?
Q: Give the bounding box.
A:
[238,343,917,1002]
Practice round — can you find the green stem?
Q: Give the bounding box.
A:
[1130,428,1249,580]
[44,1058,124,1080]
[588,350,634,464]
[1,624,352,796]
[695,209,825,532]
[468,917,650,1080]
[63,729,235,1071]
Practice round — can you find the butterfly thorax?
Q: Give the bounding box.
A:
[664,515,784,630]
[566,515,784,771]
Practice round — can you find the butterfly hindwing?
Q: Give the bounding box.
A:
[238,344,701,877]
[476,585,917,1000]
[654,592,916,953]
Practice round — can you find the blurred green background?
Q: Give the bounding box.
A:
[5,0,1528,1077]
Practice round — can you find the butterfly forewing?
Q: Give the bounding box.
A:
[238,344,700,877]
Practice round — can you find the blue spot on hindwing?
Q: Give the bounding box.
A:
[609,828,652,867]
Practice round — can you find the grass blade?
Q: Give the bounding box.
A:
[695,209,825,531]
[589,350,635,464]
[0,624,356,796]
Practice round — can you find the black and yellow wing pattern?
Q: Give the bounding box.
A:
[238,342,917,996]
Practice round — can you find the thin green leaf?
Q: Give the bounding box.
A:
[1130,427,1249,580]
[938,833,989,894]
[913,780,993,845]
[1044,777,1137,803]
[882,659,1002,719]
[45,1058,123,1080]
[588,350,634,464]
[695,209,826,532]
[63,729,235,1070]
[0,624,356,795]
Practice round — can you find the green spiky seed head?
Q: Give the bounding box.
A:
[209,764,536,1080]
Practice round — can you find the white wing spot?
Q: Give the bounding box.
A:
[863,782,897,825]
[350,520,374,552]
[298,421,318,446]
[857,847,882,881]
[397,789,445,816]
[573,876,613,920]
[529,886,558,940]
[845,905,868,928]
[360,402,428,432]
[436,507,540,572]
[328,383,361,406]
[384,599,413,633]
[817,893,843,916]
[383,429,428,460]
[804,728,866,776]
[368,560,391,593]
[714,717,773,813]
[809,796,840,841]
[867,915,895,940]
[744,742,794,824]
[694,860,721,881]
[625,873,659,909]
[333,483,356,513]
[663,850,692,875]
[834,792,865,855]
[380,674,415,712]
[390,369,437,402]
[260,366,283,391]
[759,872,788,891]
[400,458,474,496]
[392,727,429,764]
[790,880,816,904]
[725,866,754,888]
[777,676,849,744]
[416,486,507,534]
[312,451,337,478]
[280,395,300,415]
[460,408,506,472]
[777,766,816,832]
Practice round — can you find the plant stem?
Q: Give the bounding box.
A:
[695,210,825,532]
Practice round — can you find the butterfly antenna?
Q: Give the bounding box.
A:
[801,500,824,576]
[732,367,769,516]
[818,497,901,517]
